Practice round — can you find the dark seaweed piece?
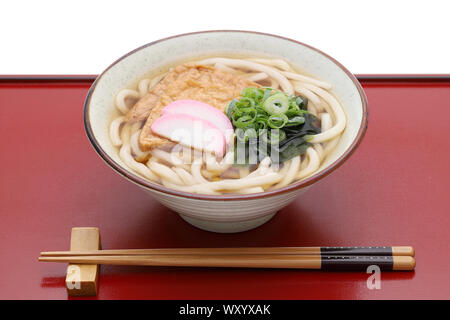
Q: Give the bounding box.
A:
[270,113,321,163]
[296,95,308,110]
[282,113,321,139]
[275,138,311,163]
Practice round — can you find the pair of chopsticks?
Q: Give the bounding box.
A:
[39,246,415,271]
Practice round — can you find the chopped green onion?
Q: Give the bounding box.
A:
[233,115,255,128]
[237,97,255,108]
[255,119,267,132]
[262,88,273,102]
[228,87,321,164]
[242,87,264,102]
[232,108,257,128]
[262,129,286,145]
[263,93,289,115]
[285,116,305,127]
[236,128,258,142]
[268,114,288,129]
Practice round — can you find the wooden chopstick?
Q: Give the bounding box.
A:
[40,246,415,257]
[38,254,415,271]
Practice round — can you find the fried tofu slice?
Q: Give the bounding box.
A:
[125,64,259,151]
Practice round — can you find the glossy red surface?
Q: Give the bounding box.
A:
[0,77,449,300]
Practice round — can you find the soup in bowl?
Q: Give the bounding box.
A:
[84,31,368,233]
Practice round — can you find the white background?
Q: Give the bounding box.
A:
[1,0,449,74]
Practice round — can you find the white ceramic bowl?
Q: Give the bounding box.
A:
[84,31,368,233]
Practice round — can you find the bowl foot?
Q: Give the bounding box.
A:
[179,212,277,233]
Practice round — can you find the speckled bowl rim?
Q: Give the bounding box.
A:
[84,30,369,201]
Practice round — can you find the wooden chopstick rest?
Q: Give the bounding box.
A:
[65,227,101,296]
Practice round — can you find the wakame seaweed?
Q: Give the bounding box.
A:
[267,112,321,163]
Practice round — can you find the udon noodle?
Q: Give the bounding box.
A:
[109,56,346,195]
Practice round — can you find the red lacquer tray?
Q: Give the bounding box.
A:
[1,76,449,300]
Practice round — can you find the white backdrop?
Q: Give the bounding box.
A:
[1,0,449,74]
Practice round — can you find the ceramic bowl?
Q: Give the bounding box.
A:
[84,30,368,233]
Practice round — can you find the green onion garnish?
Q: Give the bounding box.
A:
[227,86,320,164]
[268,114,288,129]
[263,92,290,115]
